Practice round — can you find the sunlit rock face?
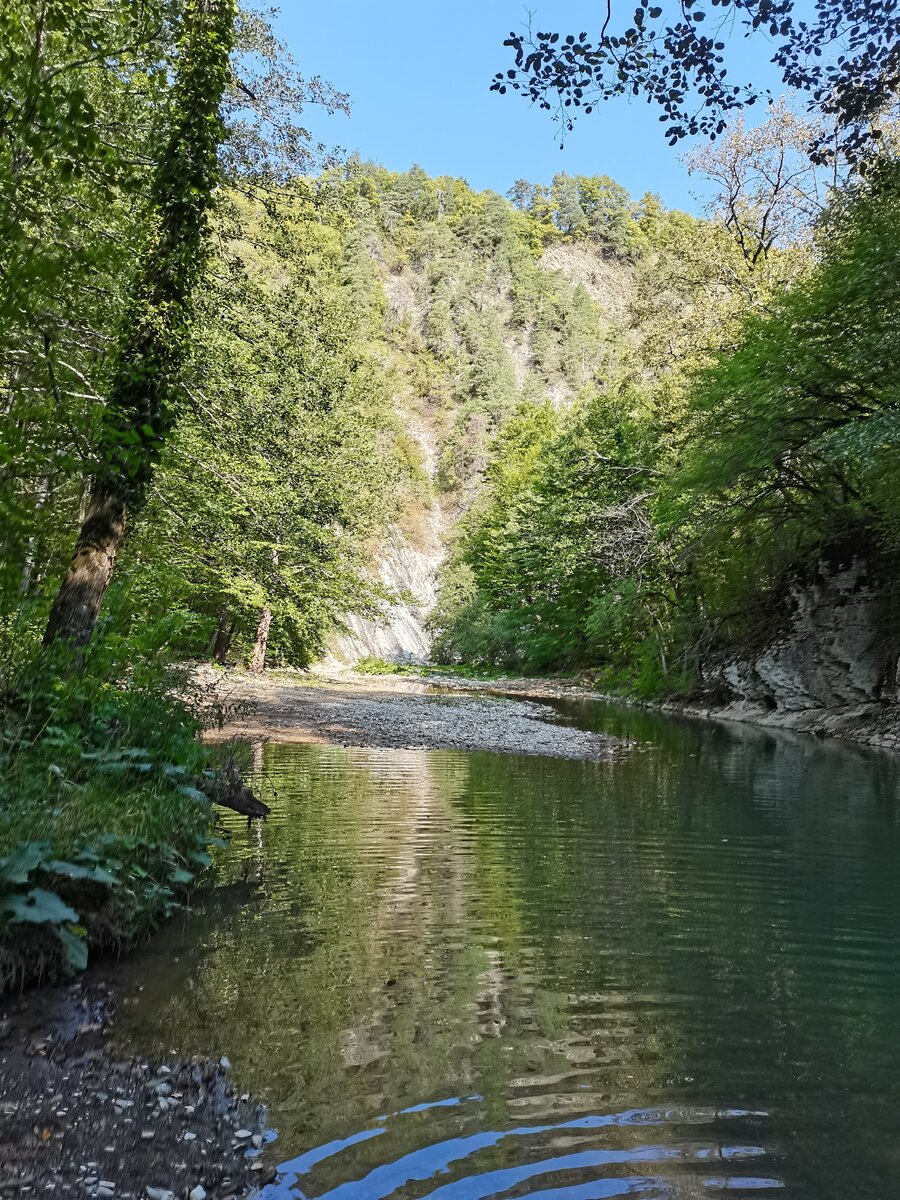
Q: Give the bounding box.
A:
[327,534,443,665]
[707,559,893,712]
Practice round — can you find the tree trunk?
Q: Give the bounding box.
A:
[41,0,236,650]
[207,607,228,656]
[213,613,237,664]
[249,608,271,674]
[42,481,126,648]
[20,473,51,597]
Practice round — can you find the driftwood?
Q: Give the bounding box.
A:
[201,765,270,821]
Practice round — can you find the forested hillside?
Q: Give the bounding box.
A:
[428,154,900,699]
[298,136,899,708]
[307,161,657,662]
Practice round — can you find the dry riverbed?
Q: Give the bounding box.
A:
[198,666,625,760]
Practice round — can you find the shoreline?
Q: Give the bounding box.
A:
[200,664,900,756]
[196,665,626,761]
[427,675,900,753]
[0,981,272,1199]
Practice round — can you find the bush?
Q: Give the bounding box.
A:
[0,629,224,989]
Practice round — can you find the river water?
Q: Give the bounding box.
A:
[111,700,900,1198]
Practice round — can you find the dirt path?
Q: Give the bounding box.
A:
[196,667,626,761]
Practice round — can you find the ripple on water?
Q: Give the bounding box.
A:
[260,1100,783,1200]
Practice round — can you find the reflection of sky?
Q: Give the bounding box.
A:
[264,1102,777,1200]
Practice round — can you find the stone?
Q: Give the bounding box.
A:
[708,557,891,713]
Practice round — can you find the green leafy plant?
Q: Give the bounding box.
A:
[0,841,117,970]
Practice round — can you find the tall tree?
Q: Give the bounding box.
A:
[685,100,841,266]
[43,0,236,648]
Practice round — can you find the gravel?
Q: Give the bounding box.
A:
[199,670,625,761]
[0,983,273,1200]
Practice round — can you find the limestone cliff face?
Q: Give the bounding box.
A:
[705,559,896,713]
[323,239,635,668]
[327,532,442,665]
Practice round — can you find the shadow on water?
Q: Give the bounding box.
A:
[107,700,900,1198]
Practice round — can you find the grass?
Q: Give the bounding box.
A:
[354,656,426,676]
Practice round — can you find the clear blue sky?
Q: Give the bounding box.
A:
[272,0,790,214]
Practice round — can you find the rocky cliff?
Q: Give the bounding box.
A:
[324,228,635,667]
[690,558,900,746]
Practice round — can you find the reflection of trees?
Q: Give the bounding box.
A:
[452,715,900,1195]
[111,717,900,1198]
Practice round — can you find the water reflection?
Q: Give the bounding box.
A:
[109,706,900,1198]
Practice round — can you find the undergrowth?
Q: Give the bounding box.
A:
[354,657,426,676]
[0,624,231,991]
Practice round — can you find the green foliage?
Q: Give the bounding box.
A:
[119,188,407,667]
[435,158,900,696]
[307,163,649,504]
[0,637,224,979]
[355,657,424,676]
[434,388,670,675]
[507,173,635,248]
[0,2,410,974]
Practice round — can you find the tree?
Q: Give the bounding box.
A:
[117,189,404,669]
[492,0,900,161]
[675,159,900,542]
[0,1,171,608]
[551,173,589,237]
[43,0,236,648]
[685,99,842,266]
[507,179,538,211]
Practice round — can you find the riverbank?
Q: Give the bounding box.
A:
[197,666,626,760]
[199,664,900,755]
[421,673,900,752]
[0,980,272,1198]
[480,677,900,752]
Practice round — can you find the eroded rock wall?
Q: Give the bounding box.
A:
[327,533,442,665]
[705,558,897,714]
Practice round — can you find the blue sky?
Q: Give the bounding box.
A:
[273,0,790,214]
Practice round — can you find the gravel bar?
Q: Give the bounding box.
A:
[198,669,625,761]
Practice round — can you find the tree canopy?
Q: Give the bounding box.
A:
[492,0,900,161]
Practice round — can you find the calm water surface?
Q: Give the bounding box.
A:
[111,701,900,1198]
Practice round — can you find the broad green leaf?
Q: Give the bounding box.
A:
[5,888,80,925]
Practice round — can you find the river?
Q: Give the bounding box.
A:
[108,698,900,1198]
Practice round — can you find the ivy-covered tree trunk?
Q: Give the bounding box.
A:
[43,0,236,649]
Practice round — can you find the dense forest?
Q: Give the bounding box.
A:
[1,0,898,976]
